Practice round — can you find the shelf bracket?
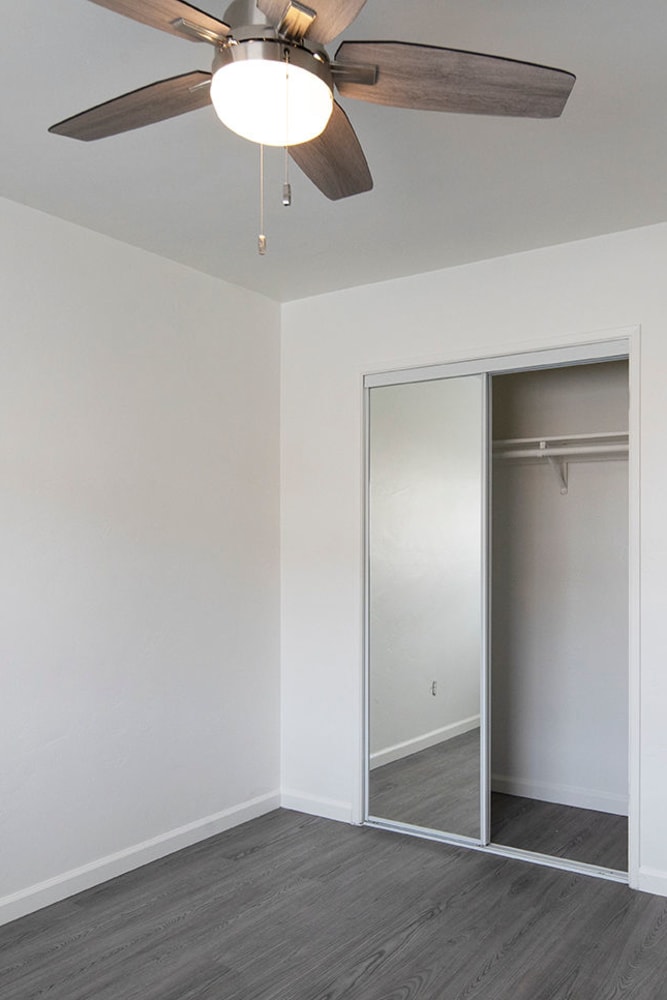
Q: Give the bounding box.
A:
[548,457,569,495]
[539,441,568,494]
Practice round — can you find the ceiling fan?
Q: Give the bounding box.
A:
[50,0,576,202]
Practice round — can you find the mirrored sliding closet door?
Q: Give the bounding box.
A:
[364,342,631,882]
[366,374,487,841]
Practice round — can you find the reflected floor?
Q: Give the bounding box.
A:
[369,733,627,870]
[369,728,480,837]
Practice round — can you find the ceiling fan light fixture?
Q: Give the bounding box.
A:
[210,40,334,147]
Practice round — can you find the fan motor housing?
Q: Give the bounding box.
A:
[223,0,270,30]
[213,37,332,89]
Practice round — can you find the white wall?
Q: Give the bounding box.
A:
[369,378,483,765]
[280,222,667,894]
[0,197,281,924]
[491,364,629,814]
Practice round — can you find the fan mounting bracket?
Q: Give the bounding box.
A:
[331,61,377,87]
[277,1,316,41]
[171,17,230,45]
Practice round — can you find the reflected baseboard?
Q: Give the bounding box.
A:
[370,716,480,770]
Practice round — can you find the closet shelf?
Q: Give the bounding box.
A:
[493,431,628,463]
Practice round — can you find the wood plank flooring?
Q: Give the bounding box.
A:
[369,735,627,870]
[1,809,664,1000]
[491,792,628,871]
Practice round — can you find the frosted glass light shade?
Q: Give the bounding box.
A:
[210,46,333,147]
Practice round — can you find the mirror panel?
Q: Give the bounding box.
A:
[367,375,485,839]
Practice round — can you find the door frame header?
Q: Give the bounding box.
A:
[363,337,630,389]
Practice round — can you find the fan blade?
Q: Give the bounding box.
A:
[258,0,366,44]
[289,101,372,200]
[87,0,230,42]
[334,41,575,118]
[49,71,212,141]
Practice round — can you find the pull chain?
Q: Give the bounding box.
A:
[257,51,296,253]
[258,142,266,255]
[283,48,292,207]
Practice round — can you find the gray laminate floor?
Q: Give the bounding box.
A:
[0,809,663,1000]
[491,792,628,871]
[369,735,627,870]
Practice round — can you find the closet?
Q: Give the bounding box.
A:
[490,361,629,870]
[364,345,630,880]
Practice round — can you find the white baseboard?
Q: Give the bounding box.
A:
[370,715,480,770]
[491,773,628,816]
[637,866,667,897]
[280,790,353,824]
[0,790,280,928]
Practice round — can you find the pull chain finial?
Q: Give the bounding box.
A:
[283,148,292,207]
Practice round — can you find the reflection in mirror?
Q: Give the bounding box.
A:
[367,375,484,839]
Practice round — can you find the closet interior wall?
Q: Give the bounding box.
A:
[491,361,629,820]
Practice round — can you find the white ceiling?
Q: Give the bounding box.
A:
[3,1,667,302]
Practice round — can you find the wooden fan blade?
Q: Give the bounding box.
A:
[87,0,230,42]
[289,101,372,200]
[334,41,575,118]
[49,71,212,141]
[258,0,366,44]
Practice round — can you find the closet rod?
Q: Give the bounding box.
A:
[494,431,627,447]
[497,444,628,460]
